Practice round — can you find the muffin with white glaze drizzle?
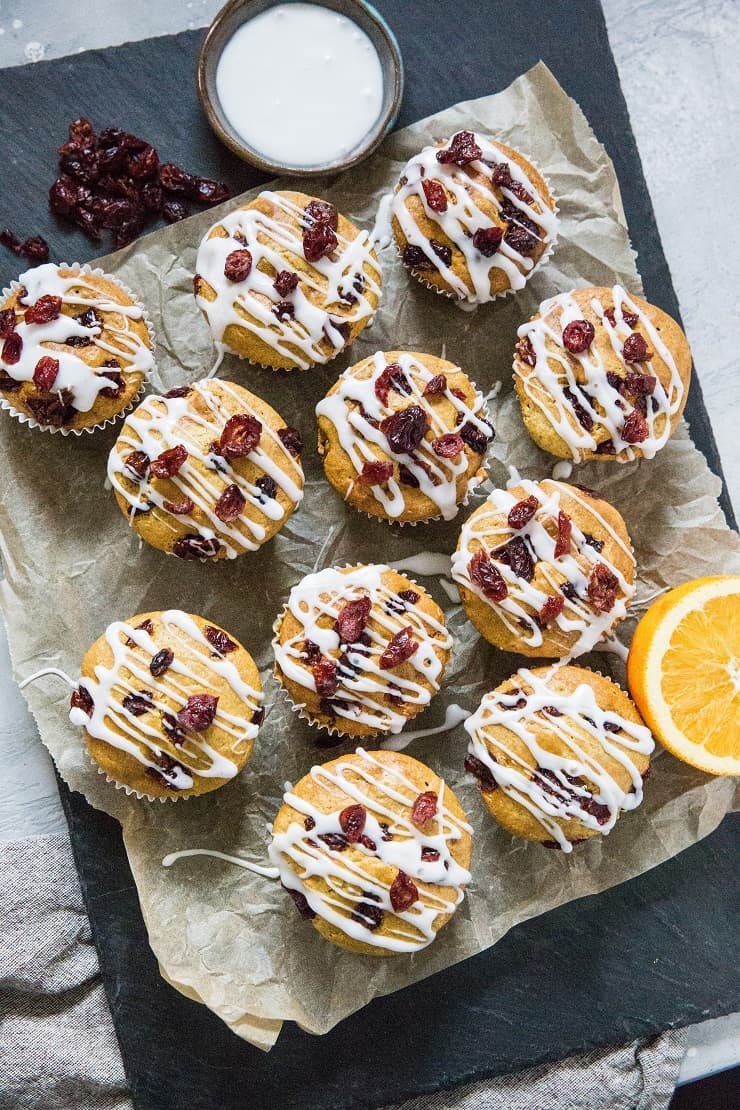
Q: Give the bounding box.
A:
[391,131,557,304]
[107,379,304,561]
[316,350,493,524]
[451,478,635,658]
[464,665,654,851]
[273,564,452,738]
[513,285,692,462]
[194,190,381,371]
[0,263,153,432]
[269,748,472,955]
[69,610,263,800]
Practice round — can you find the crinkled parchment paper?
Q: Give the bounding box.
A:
[1,64,737,1050]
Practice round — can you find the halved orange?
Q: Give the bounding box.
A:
[627,576,740,776]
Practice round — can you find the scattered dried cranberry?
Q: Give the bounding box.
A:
[516,336,536,367]
[252,474,275,502]
[162,199,189,223]
[432,433,464,458]
[562,319,595,354]
[621,409,649,444]
[0,371,22,392]
[0,309,16,338]
[277,426,303,457]
[122,690,154,716]
[150,444,188,479]
[215,483,246,522]
[421,179,448,212]
[205,626,237,655]
[622,333,652,362]
[554,510,572,558]
[0,228,22,254]
[622,308,639,327]
[422,373,447,396]
[472,226,503,256]
[318,832,349,852]
[2,333,23,365]
[430,239,452,266]
[303,640,322,663]
[398,589,419,605]
[374,362,410,407]
[178,693,218,731]
[587,562,619,613]
[358,459,394,485]
[219,413,262,458]
[495,536,535,582]
[285,886,315,919]
[70,685,93,717]
[436,130,481,165]
[491,161,514,187]
[303,223,337,262]
[402,244,435,271]
[625,372,657,396]
[421,846,440,862]
[508,495,539,530]
[32,356,60,392]
[582,532,604,552]
[411,790,438,827]
[336,596,372,642]
[504,224,539,255]
[464,752,497,792]
[360,835,377,852]
[161,711,185,745]
[26,390,76,427]
[124,450,150,480]
[313,659,338,698]
[273,269,299,298]
[539,595,565,626]
[381,405,429,454]
[339,804,367,842]
[459,419,494,453]
[162,385,192,400]
[150,648,174,677]
[390,870,419,912]
[24,295,62,325]
[398,464,420,488]
[468,549,508,600]
[173,534,222,559]
[379,626,418,669]
[563,387,594,432]
[304,200,338,230]
[183,176,230,207]
[224,248,252,282]
[351,902,383,930]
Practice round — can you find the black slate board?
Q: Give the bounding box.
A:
[2,1,738,1106]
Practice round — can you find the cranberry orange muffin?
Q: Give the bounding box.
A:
[194,190,382,370]
[107,379,304,560]
[0,263,153,432]
[391,131,557,304]
[269,748,472,955]
[451,479,635,658]
[316,350,493,524]
[69,610,263,800]
[273,564,452,738]
[464,665,654,851]
[513,285,692,462]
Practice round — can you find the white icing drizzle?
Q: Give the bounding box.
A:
[19,666,77,690]
[268,748,472,952]
[593,635,629,663]
[451,479,635,657]
[107,380,303,558]
[381,703,470,752]
[390,552,458,604]
[515,285,685,461]
[552,461,573,481]
[465,667,654,852]
[195,191,381,369]
[69,610,262,792]
[162,848,279,879]
[274,565,452,735]
[1,263,153,412]
[391,133,558,303]
[316,352,491,521]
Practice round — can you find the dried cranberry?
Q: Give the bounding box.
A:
[516,336,536,367]
[402,244,435,271]
[161,496,192,515]
[162,199,189,223]
[398,464,420,488]
[313,659,338,698]
[339,804,366,842]
[141,182,164,213]
[49,177,80,216]
[430,239,452,266]
[360,835,377,852]
[351,902,383,930]
[336,596,372,642]
[172,534,222,559]
[374,362,411,406]
[539,595,565,626]
[126,144,158,179]
[622,333,652,362]
[507,495,539,530]
[219,413,261,458]
[421,179,448,212]
[423,374,447,396]
[304,200,338,230]
[273,270,299,297]
[381,405,429,454]
[70,685,93,717]
[359,459,394,485]
[472,226,503,256]
[224,249,252,282]
[625,372,657,396]
[272,301,295,323]
[178,693,218,731]
[277,426,303,457]
[32,356,60,392]
[0,309,17,339]
[26,390,76,427]
[157,162,192,193]
[554,510,572,558]
[468,549,508,600]
[0,228,23,254]
[0,371,21,392]
[25,295,63,325]
[459,419,494,453]
[603,720,622,733]
[122,690,153,716]
[124,450,150,480]
[398,590,419,605]
[285,886,315,919]
[19,236,50,263]
[150,444,188,478]
[318,832,349,852]
[621,409,649,444]
[620,307,638,327]
[411,790,437,827]
[562,319,595,354]
[436,130,481,165]
[390,870,419,912]
[379,626,418,669]
[185,176,231,207]
[464,752,497,792]
[431,433,463,458]
[563,387,594,432]
[421,846,440,862]
[150,648,174,677]
[504,224,539,255]
[256,475,277,500]
[98,369,124,399]
[491,161,513,187]
[205,626,237,655]
[582,533,604,553]
[303,224,337,262]
[496,536,535,582]
[303,640,322,663]
[595,439,617,455]
[587,563,619,613]
[215,483,246,522]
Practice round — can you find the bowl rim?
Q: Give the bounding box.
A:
[197,0,404,177]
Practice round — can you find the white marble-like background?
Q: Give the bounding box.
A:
[0,0,737,1084]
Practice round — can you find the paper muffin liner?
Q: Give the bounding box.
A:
[86,747,185,803]
[211,311,377,375]
[270,565,451,742]
[0,262,155,436]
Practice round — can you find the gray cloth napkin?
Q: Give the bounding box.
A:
[0,832,687,1110]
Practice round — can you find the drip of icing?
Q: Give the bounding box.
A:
[274,565,452,734]
[451,479,635,657]
[371,192,394,252]
[269,748,472,952]
[515,285,685,461]
[381,703,470,752]
[316,352,490,521]
[1,263,153,412]
[391,552,451,577]
[391,134,558,304]
[18,667,78,690]
[552,461,573,481]
[593,635,629,662]
[162,848,279,878]
[107,380,303,558]
[465,667,654,852]
[195,191,381,369]
[69,610,262,792]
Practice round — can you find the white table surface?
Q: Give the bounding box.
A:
[0,0,737,1087]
